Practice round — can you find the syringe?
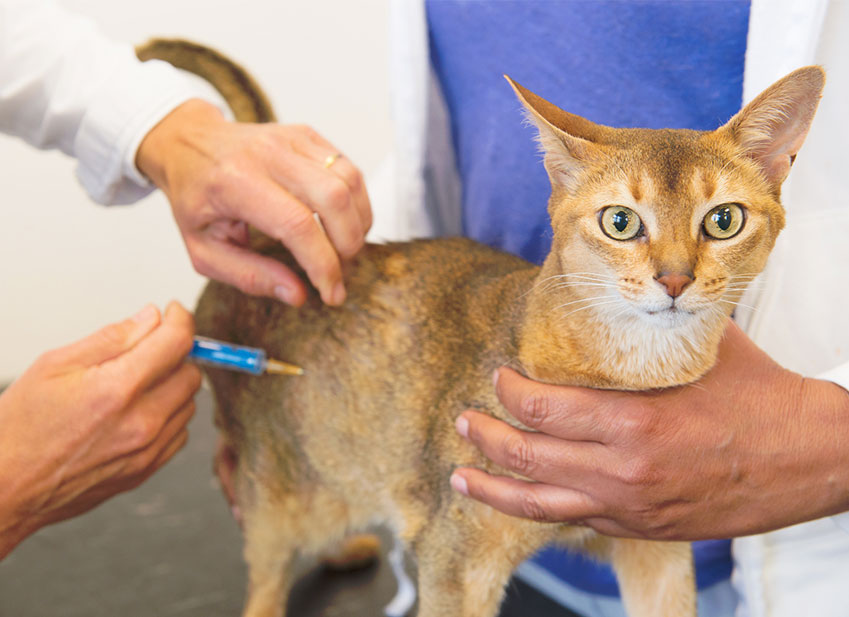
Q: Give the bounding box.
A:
[188,336,304,376]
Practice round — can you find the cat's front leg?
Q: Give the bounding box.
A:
[413,506,549,617]
[611,538,696,617]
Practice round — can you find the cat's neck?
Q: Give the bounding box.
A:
[514,255,727,389]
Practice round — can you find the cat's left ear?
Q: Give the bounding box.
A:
[506,75,606,191]
[719,66,825,187]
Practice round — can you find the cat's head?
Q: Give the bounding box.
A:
[510,68,824,332]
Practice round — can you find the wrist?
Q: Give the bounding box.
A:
[135,98,226,193]
[799,376,849,517]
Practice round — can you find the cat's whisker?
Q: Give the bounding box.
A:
[521,272,617,299]
[557,299,623,320]
[717,298,758,311]
[552,295,619,310]
[548,282,619,290]
[683,381,709,393]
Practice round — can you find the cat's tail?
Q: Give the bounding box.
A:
[135,38,276,124]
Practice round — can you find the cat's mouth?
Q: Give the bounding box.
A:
[642,304,696,326]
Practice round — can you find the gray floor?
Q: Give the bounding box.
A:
[0,388,579,617]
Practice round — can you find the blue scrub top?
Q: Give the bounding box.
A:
[426,0,750,598]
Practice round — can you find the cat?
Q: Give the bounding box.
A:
[136,39,824,617]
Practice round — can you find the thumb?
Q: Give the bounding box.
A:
[56,305,162,368]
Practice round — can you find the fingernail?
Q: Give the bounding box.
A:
[492,368,500,387]
[450,473,469,496]
[132,304,157,324]
[455,415,469,439]
[274,285,293,304]
[331,282,346,305]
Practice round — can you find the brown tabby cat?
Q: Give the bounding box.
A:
[137,39,824,617]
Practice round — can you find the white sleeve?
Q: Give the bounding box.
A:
[0,0,218,204]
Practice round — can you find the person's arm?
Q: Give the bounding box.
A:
[0,0,371,305]
[450,321,849,540]
[0,303,200,559]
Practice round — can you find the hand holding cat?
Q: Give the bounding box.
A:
[0,303,200,559]
[452,321,849,540]
[136,99,372,307]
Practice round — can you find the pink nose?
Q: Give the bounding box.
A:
[655,273,693,298]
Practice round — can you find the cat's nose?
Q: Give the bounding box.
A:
[655,272,693,298]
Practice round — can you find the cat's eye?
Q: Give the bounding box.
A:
[600,206,642,241]
[703,203,745,239]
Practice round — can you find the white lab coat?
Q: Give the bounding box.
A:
[376,1,849,616]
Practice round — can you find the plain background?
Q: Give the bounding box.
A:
[0,0,393,382]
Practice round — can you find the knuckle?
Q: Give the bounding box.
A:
[91,380,133,416]
[518,390,553,429]
[188,250,212,278]
[127,415,159,450]
[291,123,317,140]
[98,322,131,349]
[235,267,263,296]
[322,178,352,211]
[282,210,318,242]
[339,165,364,192]
[205,160,245,195]
[519,491,551,522]
[503,433,536,475]
[338,230,365,258]
[182,365,203,395]
[608,400,662,446]
[33,348,62,371]
[620,457,661,488]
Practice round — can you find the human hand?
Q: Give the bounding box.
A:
[451,321,849,540]
[0,303,201,559]
[136,99,372,307]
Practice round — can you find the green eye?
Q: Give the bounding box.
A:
[600,206,642,240]
[703,203,745,239]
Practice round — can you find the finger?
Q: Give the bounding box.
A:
[328,155,373,234]
[217,173,345,305]
[62,403,194,516]
[128,395,196,479]
[450,468,604,524]
[494,367,611,442]
[457,410,606,485]
[125,421,191,492]
[295,136,373,237]
[266,145,366,260]
[95,362,199,463]
[106,302,195,399]
[186,233,307,306]
[49,305,161,368]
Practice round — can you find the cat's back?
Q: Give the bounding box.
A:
[196,236,534,353]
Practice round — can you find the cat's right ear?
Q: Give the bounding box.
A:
[506,76,605,191]
[719,66,825,188]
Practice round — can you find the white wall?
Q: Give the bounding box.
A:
[0,0,392,381]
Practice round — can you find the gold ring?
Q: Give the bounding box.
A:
[323,153,343,168]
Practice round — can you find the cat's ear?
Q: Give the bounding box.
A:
[719,66,825,187]
[505,75,605,190]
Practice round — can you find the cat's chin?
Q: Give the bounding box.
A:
[637,306,697,329]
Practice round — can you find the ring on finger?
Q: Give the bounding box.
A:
[323,152,343,169]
